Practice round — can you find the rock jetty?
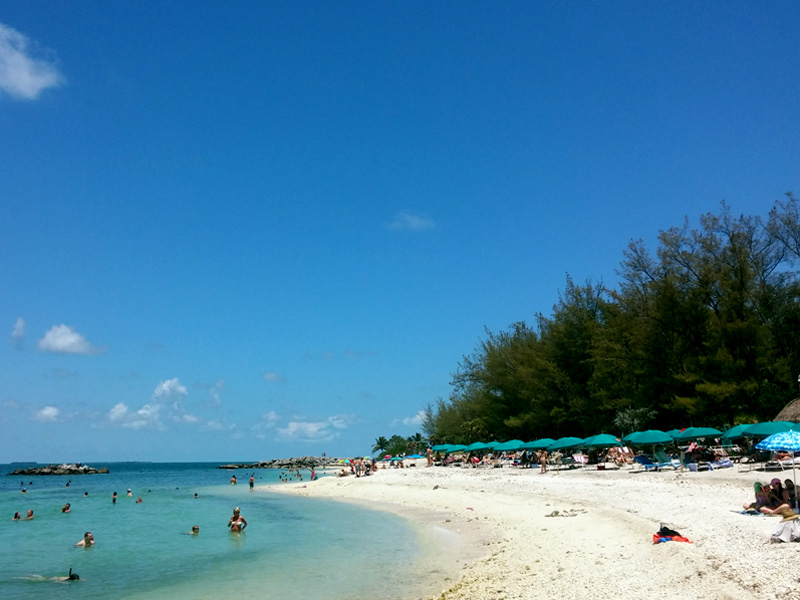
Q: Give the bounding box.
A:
[219,456,340,470]
[8,463,109,476]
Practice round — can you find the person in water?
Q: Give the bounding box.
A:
[228,507,247,532]
[26,509,34,520]
[249,474,255,490]
[61,503,71,513]
[75,532,94,547]
[184,525,200,535]
[230,474,237,485]
[112,491,117,504]
[12,512,21,520]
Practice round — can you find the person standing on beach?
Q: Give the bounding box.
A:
[539,450,548,474]
[228,507,247,532]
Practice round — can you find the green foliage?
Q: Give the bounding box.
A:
[419,197,800,443]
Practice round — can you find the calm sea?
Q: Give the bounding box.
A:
[0,462,437,600]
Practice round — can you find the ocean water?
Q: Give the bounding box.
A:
[0,463,432,600]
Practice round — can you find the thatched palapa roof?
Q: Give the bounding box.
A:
[775,398,800,422]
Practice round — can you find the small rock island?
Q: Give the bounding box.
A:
[8,463,109,476]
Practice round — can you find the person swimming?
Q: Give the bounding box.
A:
[75,532,94,547]
[184,525,200,535]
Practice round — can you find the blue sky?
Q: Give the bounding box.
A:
[1,3,798,462]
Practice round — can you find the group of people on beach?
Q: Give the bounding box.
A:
[743,477,799,514]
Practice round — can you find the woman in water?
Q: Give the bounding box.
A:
[227,507,247,532]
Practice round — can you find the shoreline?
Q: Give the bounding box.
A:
[265,465,800,600]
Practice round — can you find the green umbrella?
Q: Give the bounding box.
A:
[493,439,525,451]
[431,444,453,452]
[626,430,673,445]
[581,433,622,448]
[721,424,754,440]
[742,421,794,438]
[463,441,493,452]
[548,436,584,451]
[673,427,723,442]
[522,438,556,449]
[445,444,467,454]
[665,429,682,438]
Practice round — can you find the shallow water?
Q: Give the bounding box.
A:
[0,463,428,600]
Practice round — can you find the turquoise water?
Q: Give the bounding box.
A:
[0,463,427,600]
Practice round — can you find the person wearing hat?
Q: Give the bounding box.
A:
[771,506,800,542]
[764,478,791,513]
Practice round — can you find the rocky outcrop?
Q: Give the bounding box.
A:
[8,463,109,476]
[219,456,340,470]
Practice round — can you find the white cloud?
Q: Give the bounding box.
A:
[10,317,24,349]
[38,324,104,355]
[276,414,354,442]
[152,378,187,401]
[209,378,225,406]
[403,411,425,427]
[33,405,59,422]
[108,402,129,422]
[277,420,334,442]
[0,22,64,100]
[262,371,285,383]
[387,211,435,231]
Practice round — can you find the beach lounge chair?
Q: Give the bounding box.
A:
[572,453,589,469]
[633,455,659,472]
[653,450,680,470]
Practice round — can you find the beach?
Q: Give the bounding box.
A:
[268,464,800,600]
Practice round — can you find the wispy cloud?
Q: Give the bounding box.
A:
[403,411,425,426]
[10,317,24,350]
[33,405,60,422]
[387,211,435,231]
[0,22,64,100]
[38,324,106,355]
[262,371,285,383]
[276,414,356,442]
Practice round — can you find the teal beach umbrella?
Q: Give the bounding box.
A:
[673,427,723,442]
[493,440,525,451]
[742,421,794,438]
[582,433,622,448]
[548,437,584,451]
[522,438,556,449]
[626,430,673,445]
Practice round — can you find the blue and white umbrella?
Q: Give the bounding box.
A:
[757,430,800,510]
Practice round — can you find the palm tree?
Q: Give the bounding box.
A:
[372,436,389,455]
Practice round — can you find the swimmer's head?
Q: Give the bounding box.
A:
[192,525,199,532]
[68,568,80,580]
[233,507,240,514]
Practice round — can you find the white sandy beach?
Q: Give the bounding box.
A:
[267,464,800,600]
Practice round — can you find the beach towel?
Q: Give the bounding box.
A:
[653,534,692,544]
[653,525,692,544]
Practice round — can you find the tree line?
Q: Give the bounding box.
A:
[420,195,800,445]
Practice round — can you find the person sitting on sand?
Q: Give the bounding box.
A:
[744,482,770,511]
[767,478,791,510]
[75,532,94,547]
[61,503,71,513]
[228,507,247,532]
[785,479,799,505]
